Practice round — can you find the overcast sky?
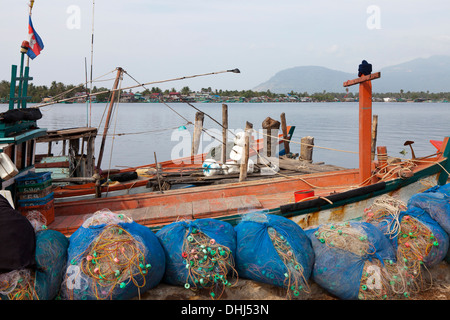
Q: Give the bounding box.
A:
[1,0,450,92]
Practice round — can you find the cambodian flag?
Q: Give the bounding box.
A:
[27,16,44,59]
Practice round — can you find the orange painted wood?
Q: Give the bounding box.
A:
[359,80,373,184]
[343,72,381,87]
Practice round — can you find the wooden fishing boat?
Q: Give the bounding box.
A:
[43,125,295,202]
[2,11,448,238]
[46,72,450,236]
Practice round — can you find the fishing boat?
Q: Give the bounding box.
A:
[45,72,450,236]
[36,124,296,203]
[2,4,449,239]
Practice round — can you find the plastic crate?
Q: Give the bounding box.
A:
[18,192,54,207]
[16,178,52,193]
[15,171,52,186]
[19,199,55,225]
[17,185,53,200]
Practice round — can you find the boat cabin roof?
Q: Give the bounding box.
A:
[36,127,97,143]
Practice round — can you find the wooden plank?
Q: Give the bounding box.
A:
[193,195,262,219]
[343,72,381,87]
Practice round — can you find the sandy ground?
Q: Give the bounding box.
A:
[139,261,449,301]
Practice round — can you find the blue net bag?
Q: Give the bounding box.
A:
[234,212,314,299]
[34,229,69,299]
[306,221,400,300]
[60,210,165,300]
[364,195,449,297]
[407,184,450,234]
[0,229,68,300]
[391,207,448,268]
[156,218,237,300]
[366,196,449,269]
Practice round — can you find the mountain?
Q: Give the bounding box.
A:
[253,55,450,94]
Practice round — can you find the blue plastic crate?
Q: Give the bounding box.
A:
[15,171,52,186]
[18,192,54,207]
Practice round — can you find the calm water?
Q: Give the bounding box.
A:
[1,102,449,170]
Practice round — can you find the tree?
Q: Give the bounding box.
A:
[181,86,190,95]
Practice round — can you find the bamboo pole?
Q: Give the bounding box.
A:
[96,67,122,170]
[239,121,253,182]
[221,104,228,164]
[371,114,378,160]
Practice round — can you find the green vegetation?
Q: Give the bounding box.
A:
[0,80,110,104]
[1,80,449,104]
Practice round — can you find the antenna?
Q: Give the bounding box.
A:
[89,0,95,127]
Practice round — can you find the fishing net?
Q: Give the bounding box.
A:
[235,212,314,299]
[34,229,70,300]
[407,183,450,235]
[364,195,407,239]
[366,196,449,268]
[365,195,449,297]
[25,210,48,232]
[61,209,165,300]
[0,269,38,300]
[0,223,69,300]
[306,221,401,300]
[397,209,448,266]
[156,218,237,300]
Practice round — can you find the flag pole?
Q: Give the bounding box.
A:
[26,0,35,67]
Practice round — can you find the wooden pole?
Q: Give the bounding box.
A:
[154,152,163,194]
[221,104,228,164]
[359,80,373,184]
[280,112,290,155]
[343,71,380,184]
[239,121,253,182]
[97,67,123,170]
[300,136,314,162]
[262,117,280,157]
[191,111,204,157]
[371,114,378,160]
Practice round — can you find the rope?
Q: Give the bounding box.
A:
[38,69,117,106]
[33,68,238,109]
[259,130,358,154]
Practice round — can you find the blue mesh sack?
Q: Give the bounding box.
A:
[234,212,314,299]
[364,196,450,297]
[156,218,237,300]
[384,207,448,268]
[407,184,450,234]
[366,195,449,269]
[34,229,69,299]
[306,221,399,300]
[0,229,68,300]
[60,210,165,300]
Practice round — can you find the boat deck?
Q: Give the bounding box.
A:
[48,166,358,236]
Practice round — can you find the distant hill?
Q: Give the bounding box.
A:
[253,55,450,94]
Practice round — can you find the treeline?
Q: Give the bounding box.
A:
[0,80,110,103]
[1,80,450,103]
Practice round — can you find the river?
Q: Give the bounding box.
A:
[1,102,449,170]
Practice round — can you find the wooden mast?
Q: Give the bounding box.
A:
[343,72,381,184]
[96,67,123,170]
